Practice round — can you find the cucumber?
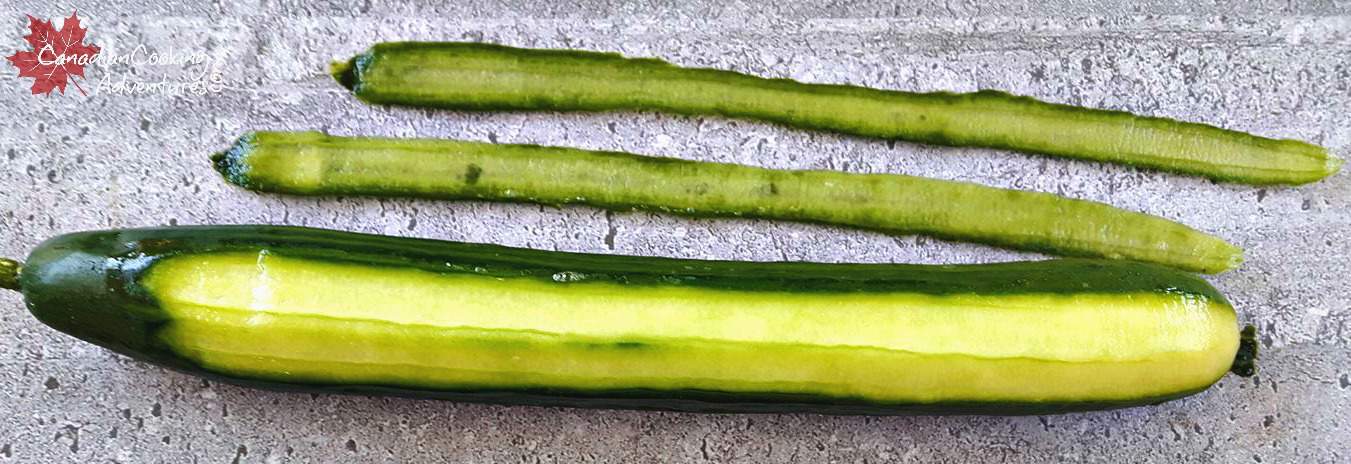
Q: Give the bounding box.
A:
[4,226,1255,415]
[213,131,1242,274]
[331,42,1341,185]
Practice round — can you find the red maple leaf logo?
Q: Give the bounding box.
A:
[6,11,101,96]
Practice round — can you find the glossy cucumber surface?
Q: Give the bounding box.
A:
[9,226,1254,415]
[332,42,1341,185]
[215,131,1242,273]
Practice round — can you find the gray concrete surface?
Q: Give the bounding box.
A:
[1,1,1349,462]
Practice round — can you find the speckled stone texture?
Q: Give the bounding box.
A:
[1,1,1348,462]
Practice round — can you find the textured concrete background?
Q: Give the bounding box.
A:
[1,0,1349,462]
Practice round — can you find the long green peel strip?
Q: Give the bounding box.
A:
[214,131,1243,273]
[331,42,1341,185]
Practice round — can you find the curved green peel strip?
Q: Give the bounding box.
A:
[214,131,1243,273]
[332,42,1340,185]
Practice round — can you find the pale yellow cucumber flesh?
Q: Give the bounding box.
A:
[143,251,1239,404]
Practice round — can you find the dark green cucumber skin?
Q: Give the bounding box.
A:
[334,42,1338,185]
[20,225,1227,415]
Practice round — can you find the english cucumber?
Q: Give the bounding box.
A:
[4,226,1255,415]
[214,131,1242,273]
[331,42,1341,185]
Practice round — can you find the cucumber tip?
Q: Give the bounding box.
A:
[1226,249,1245,272]
[330,57,360,92]
[1230,325,1258,377]
[1327,153,1344,177]
[212,134,255,187]
[0,258,21,291]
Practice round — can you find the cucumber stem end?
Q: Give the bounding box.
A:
[1230,325,1258,377]
[330,57,359,92]
[212,133,257,188]
[0,258,21,291]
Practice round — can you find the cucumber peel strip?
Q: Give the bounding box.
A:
[330,42,1341,185]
